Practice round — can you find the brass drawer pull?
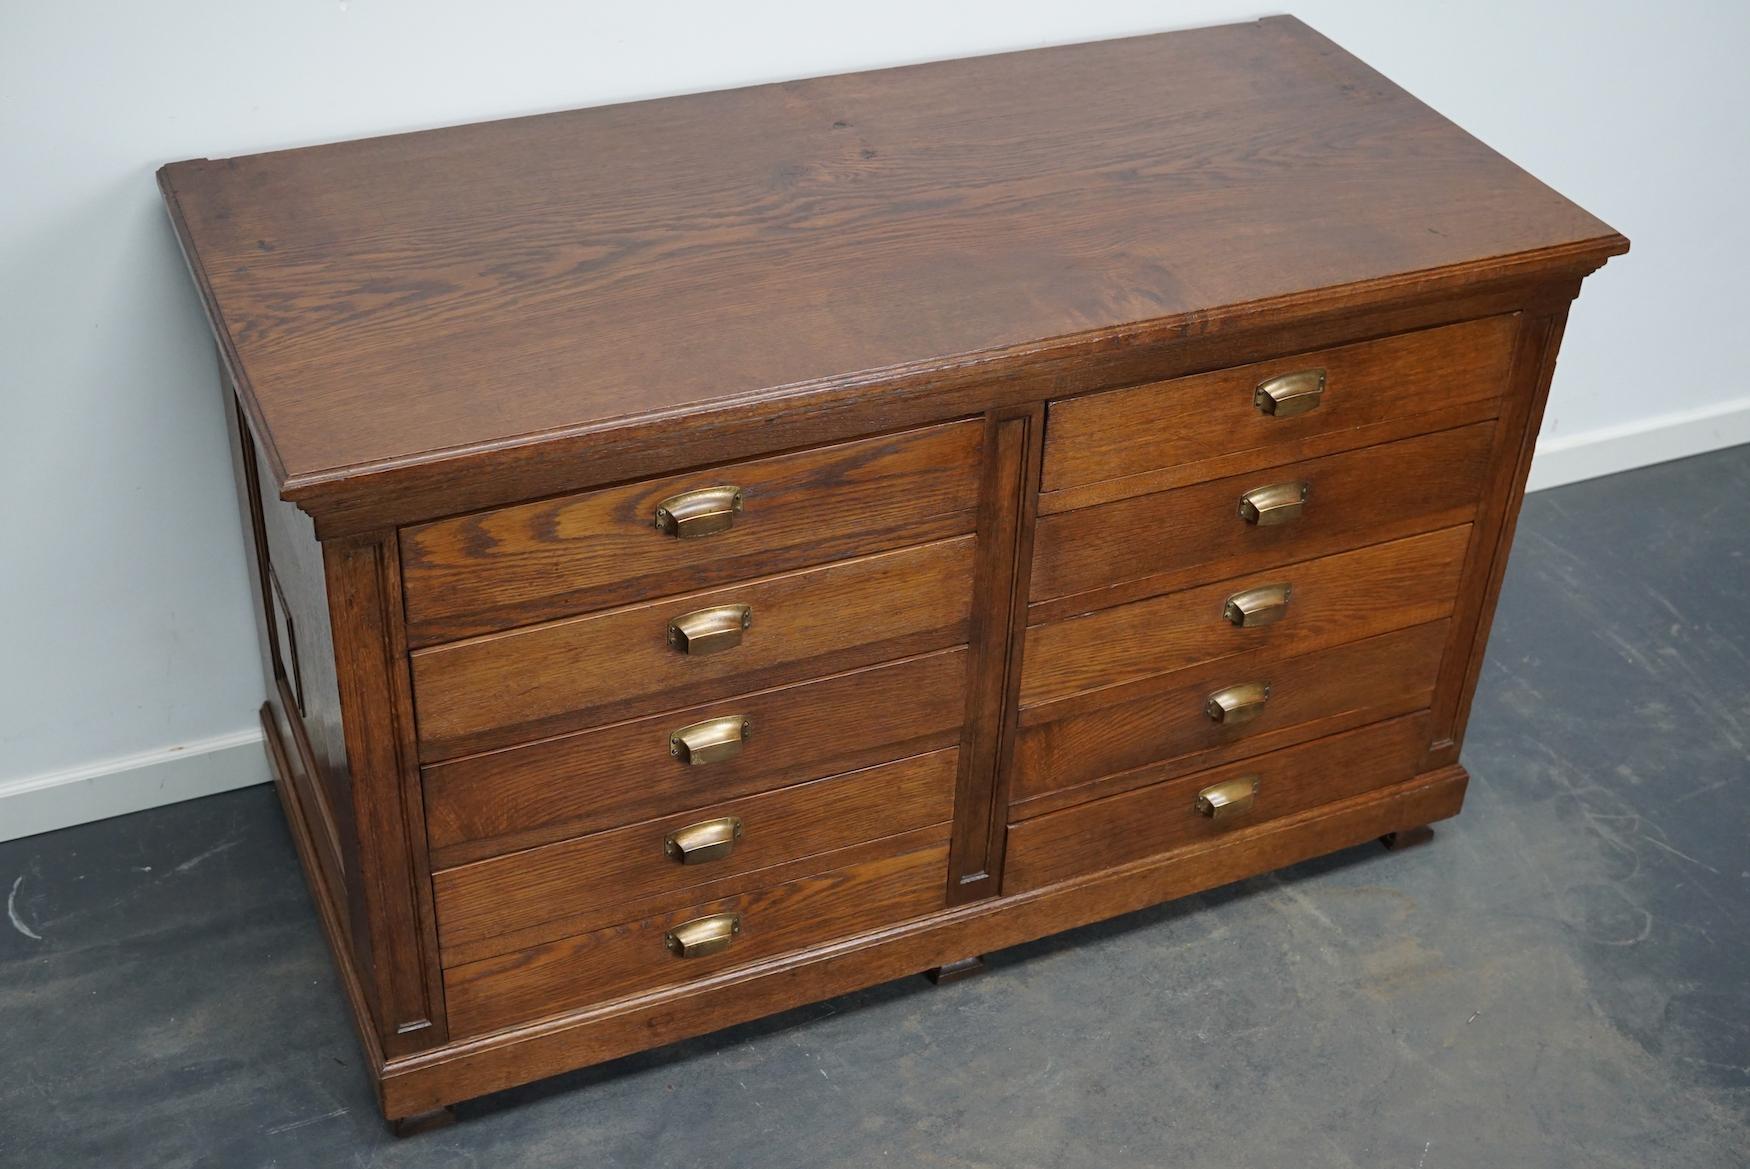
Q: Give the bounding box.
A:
[654,485,743,538]
[1238,480,1308,526]
[1223,583,1291,627]
[1205,681,1271,725]
[669,716,750,765]
[1253,368,1326,417]
[664,912,742,958]
[1196,776,1259,820]
[664,816,744,864]
[667,604,752,655]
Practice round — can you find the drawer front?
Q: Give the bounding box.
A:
[444,832,950,1039]
[424,648,968,866]
[401,421,983,643]
[1005,714,1430,892]
[432,748,957,959]
[1020,525,1470,709]
[1031,422,1496,609]
[1040,316,1517,494]
[411,536,975,759]
[1014,621,1448,811]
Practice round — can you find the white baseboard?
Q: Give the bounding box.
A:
[1528,396,1750,492]
[3,399,1746,843]
[0,729,269,843]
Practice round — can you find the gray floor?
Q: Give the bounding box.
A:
[3,447,1747,1169]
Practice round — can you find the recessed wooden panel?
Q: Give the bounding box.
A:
[1020,525,1471,709]
[1004,714,1430,892]
[1041,316,1518,495]
[401,421,983,643]
[424,649,967,866]
[445,833,950,1039]
[410,536,975,759]
[433,749,957,957]
[1013,621,1449,810]
[1031,422,1496,609]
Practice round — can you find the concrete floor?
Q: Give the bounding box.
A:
[3,446,1747,1169]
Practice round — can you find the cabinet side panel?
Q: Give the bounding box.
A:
[224,380,362,957]
[1424,302,1573,766]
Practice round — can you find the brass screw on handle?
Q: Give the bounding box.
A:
[653,485,744,538]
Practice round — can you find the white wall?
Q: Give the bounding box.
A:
[2,1,1745,837]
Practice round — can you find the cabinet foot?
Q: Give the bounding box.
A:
[1380,824,1436,851]
[925,956,987,985]
[390,1106,457,1138]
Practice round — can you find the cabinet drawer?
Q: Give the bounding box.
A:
[432,748,956,960]
[1013,622,1448,813]
[1020,526,1470,709]
[401,421,983,644]
[1040,316,1517,496]
[444,831,950,1039]
[411,536,974,759]
[1005,715,1429,892]
[1031,422,1496,611]
[424,648,967,867]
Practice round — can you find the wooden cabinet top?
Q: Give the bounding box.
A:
[160,16,1624,529]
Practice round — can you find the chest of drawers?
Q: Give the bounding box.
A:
[158,17,1625,1129]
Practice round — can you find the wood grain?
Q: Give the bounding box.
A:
[379,766,1469,1119]
[159,19,1621,532]
[423,648,966,867]
[1031,420,1497,609]
[1020,525,1472,708]
[946,407,1043,901]
[1012,621,1449,810]
[159,15,1628,1125]
[410,535,974,758]
[1041,315,1517,494]
[445,835,950,1039]
[401,420,982,643]
[1004,714,1430,892]
[432,749,957,957]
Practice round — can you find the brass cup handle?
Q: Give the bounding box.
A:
[664,816,743,864]
[1253,368,1326,418]
[667,604,752,655]
[1223,583,1291,627]
[665,912,741,958]
[669,716,750,765]
[654,485,743,538]
[1206,681,1271,726]
[1196,776,1260,820]
[1238,481,1308,526]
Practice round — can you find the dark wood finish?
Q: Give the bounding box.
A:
[925,957,988,985]
[1031,421,1497,610]
[322,536,450,1054]
[1004,715,1431,892]
[160,20,1620,536]
[390,1107,457,1138]
[445,834,950,1039]
[1380,825,1437,851]
[432,750,957,958]
[1013,621,1448,812]
[410,536,974,758]
[401,421,982,643]
[1020,525,1471,708]
[424,648,965,867]
[1040,315,1518,495]
[164,18,1624,1124]
[378,765,1471,1118]
[946,407,1045,903]
[1424,310,1574,767]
